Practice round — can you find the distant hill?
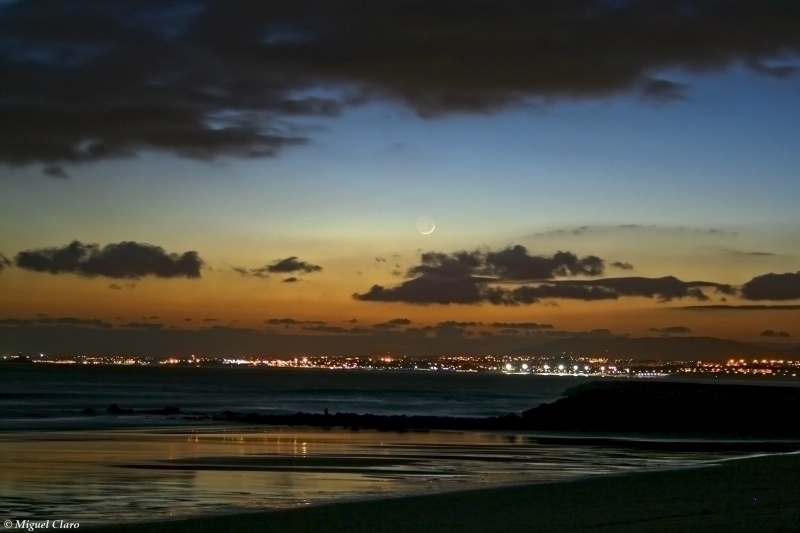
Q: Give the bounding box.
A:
[507,336,782,361]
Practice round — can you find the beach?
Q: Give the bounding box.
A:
[88,452,800,533]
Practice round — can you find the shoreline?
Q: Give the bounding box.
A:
[87,452,800,532]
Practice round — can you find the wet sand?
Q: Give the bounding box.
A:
[89,452,800,533]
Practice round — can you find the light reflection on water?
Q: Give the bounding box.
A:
[0,426,740,528]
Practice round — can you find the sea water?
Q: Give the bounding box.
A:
[0,364,594,430]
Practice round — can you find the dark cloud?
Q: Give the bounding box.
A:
[265,318,326,325]
[3,1,800,174]
[436,321,478,328]
[266,318,301,325]
[611,262,634,270]
[373,318,412,330]
[649,326,692,335]
[239,256,322,278]
[681,304,800,311]
[15,240,203,279]
[741,271,800,301]
[0,253,10,272]
[490,322,553,330]
[404,246,605,281]
[552,276,735,302]
[266,257,322,273]
[486,283,619,306]
[760,329,791,338]
[120,322,164,330]
[355,276,485,305]
[36,317,113,329]
[301,325,370,335]
[483,247,604,280]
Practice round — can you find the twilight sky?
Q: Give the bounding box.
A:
[1,0,799,357]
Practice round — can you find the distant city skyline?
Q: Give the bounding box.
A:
[1,1,799,355]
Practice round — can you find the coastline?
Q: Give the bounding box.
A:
[87,452,800,533]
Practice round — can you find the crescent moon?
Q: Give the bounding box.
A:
[416,216,436,235]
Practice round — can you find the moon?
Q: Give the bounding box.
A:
[416,216,436,235]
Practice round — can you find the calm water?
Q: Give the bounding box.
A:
[0,364,595,430]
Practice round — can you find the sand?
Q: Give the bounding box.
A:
[87,452,800,533]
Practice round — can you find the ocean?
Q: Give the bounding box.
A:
[0,364,780,528]
[0,364,595,430]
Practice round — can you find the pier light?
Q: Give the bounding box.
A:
[505,363,513,371]
[522,363,529,370]
[558,364,565,372]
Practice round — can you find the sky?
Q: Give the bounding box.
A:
[1,0,799,357]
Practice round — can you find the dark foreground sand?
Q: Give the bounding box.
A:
[90,453,800,533]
